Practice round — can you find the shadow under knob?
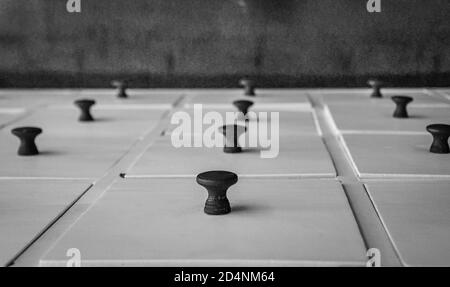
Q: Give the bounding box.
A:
[233,100,254,116]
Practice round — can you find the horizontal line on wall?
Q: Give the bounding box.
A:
[1,72,449,88]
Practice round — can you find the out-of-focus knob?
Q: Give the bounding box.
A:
[74,99,96,122]
[426,124,450,154]
[368,79,383,98]
[391,96,413,118]
[239,78,256,96]
[111,80,129,98]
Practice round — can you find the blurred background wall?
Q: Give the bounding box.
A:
[0,0,449,87]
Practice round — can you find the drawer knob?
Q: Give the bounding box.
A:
[11,127,42,156]
[74,99,96,122]
[197,171,238,215]
[368,79,383,98]
[391,96,413,118]
[111,80,129,98]
[427,124,450,154]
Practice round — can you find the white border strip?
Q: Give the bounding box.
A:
[40,258,365,267]
[340,130,428,136]
[124,173,336,179]
[48,104,172,110]
[184,103,313,111]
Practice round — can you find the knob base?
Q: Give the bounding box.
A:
[430,137,450,154]
[117,90,128,99]
[371,89,382,98]
[11,127,42,156]
[18,142,39,156]
[79,113,94,122]
[204,196,231,215]
[393,109,408,118]
[223,146,242,153]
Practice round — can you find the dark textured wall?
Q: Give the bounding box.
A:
[0,0,449,87]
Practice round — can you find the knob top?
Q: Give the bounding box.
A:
[427,124,450,136]
[111,80,128,89]
[11,127,42,138]
[196,171,238,187]
[239,78,254,86]
[367,79,383,87]
[74,99,96,106]
[391,96,413,104]
[233,100,254,115]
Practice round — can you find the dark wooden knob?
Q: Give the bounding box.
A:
[368,79,383,98]
[111,80,128,98]
[426,124,450,154]
[239,78,255,96]
[233,100,254,116]
[196,171,238,215]
[391,96,413,118]
[74,99,96,122]
[219,124,247,153]
[11,127,42,156]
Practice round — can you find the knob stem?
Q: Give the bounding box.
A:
[219,125,246,153]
